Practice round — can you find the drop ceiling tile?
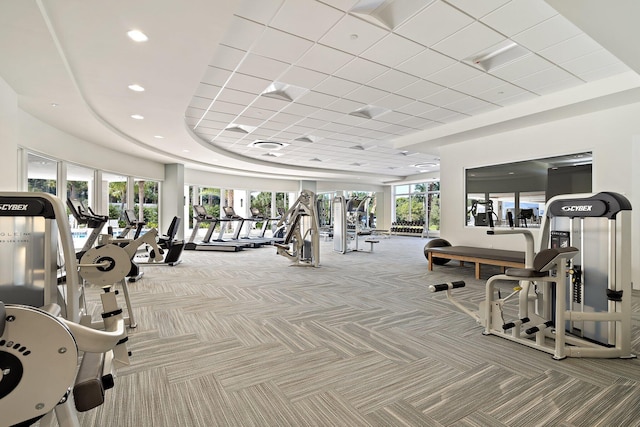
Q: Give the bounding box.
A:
[225,73,271,94]
[360,33,425,67]
[512,14,581,52]
[209,45,246,69]
[215,88,258,106]
[396,48,456,79]
[395,1,474,47]
[376,111,411,124]
[319,14,388,55]
[296,116,330,129]
[220,17,265,51]
[235,0,283,24]
[395,101,438,115]
[319,122,352,133]
[270,0,344,41]
[233,116,265,127]
[444,96,496,115]
[308,109,345,121]
[194,82,221,99]
[422,88,467,105]
[367,69,419,93]
[322,0,359,12]
[432,22,505,61]
[579,62,630,82]
[419,107,459,121]
[374,93,415,110]
[490,90,538,106]
[513,66,578,94]
[481,0,558,37]
[298,91,340,108]
[279,66,328,88]
[533,75,582,95]
[270,111,303,124]
[426,62,484,87]
[345,85,388,104]
[559,49,623,77]
[297,44,355,74]
[489,54,552,81]
[313,76,360,97]
[452,73,506,97]
[326,98,364,114]
[207,99,247,115]
[242,106,278,120]
[189,96,214,110]
[334,57,390,84]
[236,53,290,81]
[250,94,292,111]
[251,28,314,63]
[333,114,370,126]
[474,82,533,104]
[259,120,290,131]
[395,79,445,99]
[281,102,319,117]
[396,115,438,129]
[200,66,233,86]
[443,0,510,18]
[539,34,605,64]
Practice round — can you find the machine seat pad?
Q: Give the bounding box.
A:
[504,268,548,278]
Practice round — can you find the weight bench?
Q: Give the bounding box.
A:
[364,238,379,252]
[425,245,525,279]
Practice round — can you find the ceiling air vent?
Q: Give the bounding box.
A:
[248,140,289,150]
[295,135,316,143]
[349,105,390,119]
[261,82,308,102]
[225,123,256,134]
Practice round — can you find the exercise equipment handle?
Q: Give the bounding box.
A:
[61,318,126,353]
[429,281,466,292]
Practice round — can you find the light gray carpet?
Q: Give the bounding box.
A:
[77,236,640,426]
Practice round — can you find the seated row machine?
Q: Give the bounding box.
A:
[430,192,634,359]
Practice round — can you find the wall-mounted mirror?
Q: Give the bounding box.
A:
[466,152,592,228]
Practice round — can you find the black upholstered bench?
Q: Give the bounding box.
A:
[425,246,525,279]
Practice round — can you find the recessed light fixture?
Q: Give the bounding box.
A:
[128,84,145,92]
[182,149,190,153]
[127,30,148,42]
[51,102,59,107]
[130,114,144,120]
[467,40,529,72]
[295,135,316,143]
[261,82,308,103]
[411,162,438,168]
[349,105,390,120]
[154,135,164,139]
[263,152,283,157]
[225,124,256,134]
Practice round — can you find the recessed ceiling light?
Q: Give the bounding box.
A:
[128,84,145,92]
[182,149,190,153]
[225,123,256,134]
[131,114,144,120]
[412,162,438,168]
[50,103,59,107]
[154,135,164,139]
[295,135,316,143]
[127,30,148,42]
[261,82,308,102]
[349,105,390,119]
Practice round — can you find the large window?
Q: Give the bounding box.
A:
[27,153,57,195]
[134,179,159,229]
[105,172,128,229]
[394,181,440,236]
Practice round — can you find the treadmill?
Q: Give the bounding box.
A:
[219,206,264,248]
[184,205,249,252]
[241,207,284,245]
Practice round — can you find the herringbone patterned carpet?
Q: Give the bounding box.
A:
[79,236,640,426]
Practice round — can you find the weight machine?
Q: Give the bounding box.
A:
[274,190,320,267]
[333,195,372,253]
[0,192,131,426]
[430,192,635,359]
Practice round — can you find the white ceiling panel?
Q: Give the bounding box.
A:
[560,49,624,77]
[225,73,272,95]
[360,33,425,67]
[344,85,388,104]
[319,14,388,55]
[422,88,467,106]
[513,66,579,94]
[367,69,419,93]
[395,1,474,47]
[445,96,496,115]
[194,83,222,99]
[395,79,445,100]
[512,14,582,52]
[326,97,364,114]
[395,101,437,116]
[249,94,292,111]
[235,0,283,24]
[579,62,630,83]
[395,48,456,79]
[279,66,328,88]
[250,28,314,63]
[426,62,484,87]
[539,34,604,65]
[270,0,344,41]
[296,44,355,74]
[481,0,558,37]
[215,88,259,106]
[313,76,360,97]
[201,66,233,86]
[452,73,506,97]
[374,93,415,110]
[220,17,265,51]
[281,102,319,117]
[443,0,510,19]
[334,57,390,84]
[235,54,290,81]
[432,22,505,60]
[208,45,247,69]
[489,54,553,81]
[297,91,340,108]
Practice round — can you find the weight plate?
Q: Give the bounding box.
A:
[80,245,131,286]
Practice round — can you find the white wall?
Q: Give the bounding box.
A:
[440,101,640,287]
[0,76,18,190]
[18,110,165,180]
